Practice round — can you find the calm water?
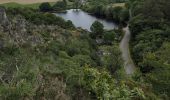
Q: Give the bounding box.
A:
[55,9,117,31]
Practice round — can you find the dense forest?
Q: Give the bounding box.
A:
[0,0,169,99]
[129,0,170,98]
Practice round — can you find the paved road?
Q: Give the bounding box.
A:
[120,26,136,75]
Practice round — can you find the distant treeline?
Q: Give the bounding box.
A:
[82,0,129,23]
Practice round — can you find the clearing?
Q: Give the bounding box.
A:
[112,3,125,7]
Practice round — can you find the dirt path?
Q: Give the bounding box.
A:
[120,26,136,75]
[0,0,59,4]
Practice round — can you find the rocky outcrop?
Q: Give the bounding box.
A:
[10,16,35,45]
[0,7,8,24]
[0,8,43,46]
[0,7,73,100]
[0,7,10,32]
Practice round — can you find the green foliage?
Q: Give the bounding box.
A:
[66,20,75,29]
[0,80,34,100]
[141,43,170,97]
[82,66,146,100]
[0,2,55,9]
[87,0,126,5]
[119,8,129,22]
[38,0,68,11]
[6,8,75,29]
[53,0,67,11]
[72,55,94,66]
[0,48,39,99]
[90,21,104,38]
[1,1,168,99]
[103,31,115,44]
[100,45,123,74]
[39,2,52,12]
[82,0,129,23]
[83,66,115,99]
[0,9,95,98]
[112,6,123,21]
[73,0,80,9]
[129,0,170,98]
[65,38,91,56]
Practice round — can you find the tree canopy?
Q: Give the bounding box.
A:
[90,21,104,38]
[39,2,52,12]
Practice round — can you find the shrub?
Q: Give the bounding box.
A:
[52,1,67,11]
[90,21,104,38]
[39,2,52,12]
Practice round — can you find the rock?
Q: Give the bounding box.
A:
[96,38,104,45]
[0,7,10,32]
[13,16,27,33]
[0,7,7,24]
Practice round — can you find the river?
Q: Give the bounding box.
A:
[55,9,117,31]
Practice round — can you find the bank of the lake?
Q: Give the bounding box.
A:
[55,9,118,31]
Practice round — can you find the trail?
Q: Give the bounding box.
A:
[120,26,136,75]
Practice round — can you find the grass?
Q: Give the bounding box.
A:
[112,3,125,7]
[0,2,56,9]
[0,0,72,9]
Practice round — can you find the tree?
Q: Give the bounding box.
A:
[39,2,52,12]
[82,65,146,100]
[104,31,116,43]
[90,21,104,38]
[66,20,75,29]
[63,0,67,5]
[93,4,105,16]
[74,0,80,9]
[112,6,123,22]
[141,0,164,21]
[53,0,67,11]
[119,8,129,22]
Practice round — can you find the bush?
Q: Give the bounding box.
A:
[39,2,52,12]
[52,1,67,11]
[65,20,75,29]
[103,31,115,44]
[90,21,104,38]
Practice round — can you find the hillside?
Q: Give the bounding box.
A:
[0,0,169,99]
[0,3,159,99]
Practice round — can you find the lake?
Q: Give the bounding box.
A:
[55,9,117,31]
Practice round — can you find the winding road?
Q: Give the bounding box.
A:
[120,26,136,75]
